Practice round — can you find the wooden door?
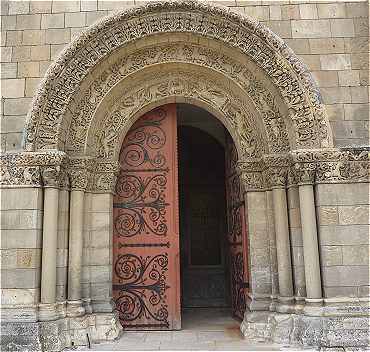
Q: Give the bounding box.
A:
[225,135,249,320]
[113,104,180,330]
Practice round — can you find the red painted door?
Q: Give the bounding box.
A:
[113,104,180,330]
[225,135,249,320]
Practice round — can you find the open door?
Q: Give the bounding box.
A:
[113,104,180,330]
[225,135,249,320]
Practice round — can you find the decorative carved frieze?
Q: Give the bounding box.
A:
[24,0,332,154]
[0,151,66,188]
[91,161,120,193]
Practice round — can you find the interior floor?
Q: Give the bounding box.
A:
[74,308,287,351]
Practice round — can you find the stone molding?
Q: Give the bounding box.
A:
[0,151,66,188]
[24,0,332,153]
[1,149,367,190]
[65,41,289,160]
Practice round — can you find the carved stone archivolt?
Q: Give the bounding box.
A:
[64,41,288,159]
[86,67,267,161]
[24,0,332,153]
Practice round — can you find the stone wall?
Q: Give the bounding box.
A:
[315,182,369,299]
[0,0,369,151]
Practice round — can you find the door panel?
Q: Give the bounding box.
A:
[113,104,180,330]
[225,136,249,320]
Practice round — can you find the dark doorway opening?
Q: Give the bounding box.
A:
[177,105,231,310]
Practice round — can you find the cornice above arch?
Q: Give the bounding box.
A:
[24,0,333,153]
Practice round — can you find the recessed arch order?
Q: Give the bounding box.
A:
[24,0,333,164]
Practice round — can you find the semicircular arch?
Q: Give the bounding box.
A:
[24,0,333,154]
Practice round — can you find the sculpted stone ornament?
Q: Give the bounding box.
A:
[0,151,66,188]
[41,166,61,188]
[23,0,332,154]
[65,42,288,158]
[68,158,95,191]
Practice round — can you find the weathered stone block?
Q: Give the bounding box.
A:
[338,70,359,87]
[12,46,31,61]
[299,4,317,20]
[269,5,281,21]
[1,229,42,249]
[89,212,111,231]
[338,205,369,225]
[90,193,112,212]
[45,28,71,44]
[6,30,23,46]
[1,268,40,288]
[9,1,30,15]
[2,15,17,30]
[52,1,80,13]
[244,6,270,21]
[312,70,338,87]
[90,248,110,266]
[21,29,46,45]
[354,18,369,37]
[325,103,344,121]
[320,54,351,71]
[298,54,321,70]
[16,14,41,30]
[30,1,52,14]
[330,19,355,38]
[18,61,40,77]
[41,13,65,29]
[65,12,86,28]
[1,288,39,305]
[90,265,110,283]
[319,224,369,246]
[342,245,369,265]
[315,183,370,206]
[90,229,110,248]
[344,103,369,121]
[1,79,25,98]
[86,10,109,26]
[81,1,98,12]
[321,87,351,104]
[265,20,291,39]
[0,63,17,79]
[25,77,41,97]
[320,245,343,266]
[344,37,369,54]
[350,86,369,103]
[322,265,369,287]
[292,19,330,38]
[317,3,346,19]
[317,206,338,225]
[1,47,12,62]
[0,209,42,229]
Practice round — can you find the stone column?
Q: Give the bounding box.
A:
[265,189,279,310]
[267,157,294,312]
[39,166,61,321]
[66,162,90,317]
[294,161,323,307]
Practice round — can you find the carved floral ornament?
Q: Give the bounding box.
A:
[1,150,367,190]
[24,0,332,153]
[65,42,290,159]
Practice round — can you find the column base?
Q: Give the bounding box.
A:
[66,300,85,317]
[38,303,59,321]
[0,312,122,352]
[275,296,295,313]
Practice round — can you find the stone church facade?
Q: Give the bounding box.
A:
[0,1,368,351]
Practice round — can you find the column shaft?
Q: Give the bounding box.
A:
[68,190,85,303]
[299,184,322,299]
[272,188,294,298]
[41,188,59,304]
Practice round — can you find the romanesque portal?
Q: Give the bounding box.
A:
[1,1,368,351]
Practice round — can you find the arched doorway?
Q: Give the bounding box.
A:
[112,103,249,330]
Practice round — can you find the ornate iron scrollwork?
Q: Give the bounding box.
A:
[113,253,170,327]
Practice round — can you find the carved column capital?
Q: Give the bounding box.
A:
[237,159,265,191]
[68,157,95,191]
[263,154,290,189]
[91,161,121,193]
[41,165,62,188]
[293,162,316,185]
